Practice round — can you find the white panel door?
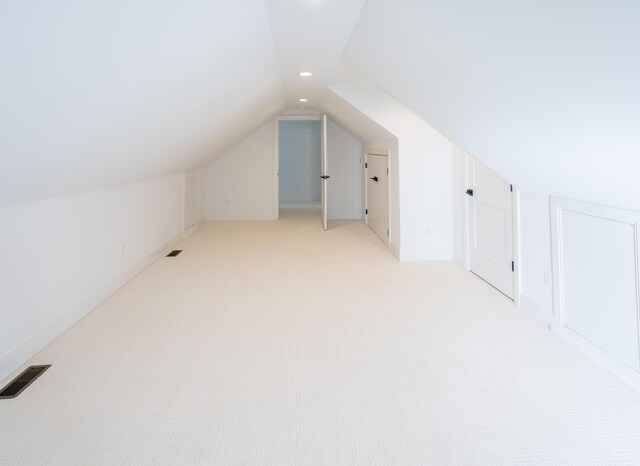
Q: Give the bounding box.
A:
[321,115,328,231]
[467,157,514,298]
[366,154,389,245]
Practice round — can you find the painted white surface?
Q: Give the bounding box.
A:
[205,116,368,223]
[0,174,184,381]
[551,198,640,375]
[451,146,465,268]
[195,169,206,226]
[205,121,277,221]
[327,84,453,261]
[0,1,285,207]
[322,89,397,151]
[264,0,369,108]
[184,173,197,231]
[326,120,363,220]
[517,190,554,324]
[366,154,389,245]
[344,0,640,213]
[321,115,328,231]
[279,121,321,205]
[467,157,514,298]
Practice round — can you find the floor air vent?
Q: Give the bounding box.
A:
[0,365,51,399]
[166,250,182,257]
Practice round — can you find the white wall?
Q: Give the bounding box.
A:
[0,174,185,382]
[344,0,640,213]
[205,116,369,222]
[0,0,285,207]
[327,120,363,220]
[326,84,454,261]
[343,0,640,325]
[195,169,206,225]
[517,191,554,324]
[205,121,277,220]
[451,146,465,267]
[550,198,640,390]
[279,120,321,205]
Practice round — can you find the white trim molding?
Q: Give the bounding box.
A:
[550,196,640,391]
[0,233,182,384]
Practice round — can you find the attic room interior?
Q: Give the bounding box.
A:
[2,0,640,464]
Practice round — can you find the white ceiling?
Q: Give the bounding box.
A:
[3,0,638,210]
[265,0,370,109]
[0,0,375,206]
[344,0,640,210]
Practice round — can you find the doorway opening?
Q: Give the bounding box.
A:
[276,115,363,231]
[278,119,322,211]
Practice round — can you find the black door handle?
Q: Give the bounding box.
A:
[370,176,379,182]
[320,175,330,179]
[465,189,474,196]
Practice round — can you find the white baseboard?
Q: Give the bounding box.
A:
[399,248,453,262]
[389,242,400,260]
[182,222,201,238]
[0,233,183,384]
[519,293,553,326]
[552,325,640,393]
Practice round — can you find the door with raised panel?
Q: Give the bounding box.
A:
[365,153,389,245]
[467,157,514,298]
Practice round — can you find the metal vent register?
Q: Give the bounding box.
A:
[0,365,51,399]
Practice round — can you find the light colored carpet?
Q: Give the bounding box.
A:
[2,210,640,465]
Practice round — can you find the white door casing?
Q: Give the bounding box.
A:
[365,153,389,245]
[466,157,514,298]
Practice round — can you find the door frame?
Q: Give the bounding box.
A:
[364,150,391,247]
[273,115,324,220]
[461,152,520,306]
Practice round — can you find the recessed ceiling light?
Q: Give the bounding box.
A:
[298,71,313,77]
[299,98,308,102]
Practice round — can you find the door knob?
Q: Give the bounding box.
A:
[465,189,474,196]
[370,176,379,182]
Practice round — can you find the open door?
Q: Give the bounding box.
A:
[320,114,329,230]
[466,157,514,298]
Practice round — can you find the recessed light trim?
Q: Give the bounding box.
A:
[298,71,313,77]
[298,98,308,102]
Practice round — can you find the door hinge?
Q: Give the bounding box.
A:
[510,184,513,192]
[511,261,515,272]
[387,228,389,236]
[365,162,368,168]
[387,168,389,175]
[365,209,368,215]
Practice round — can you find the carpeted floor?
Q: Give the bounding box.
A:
[2,210,640,465]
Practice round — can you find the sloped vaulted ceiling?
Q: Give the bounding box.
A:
[344,0,640,210]
[5,0,635,210]
[0,0,285,206]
